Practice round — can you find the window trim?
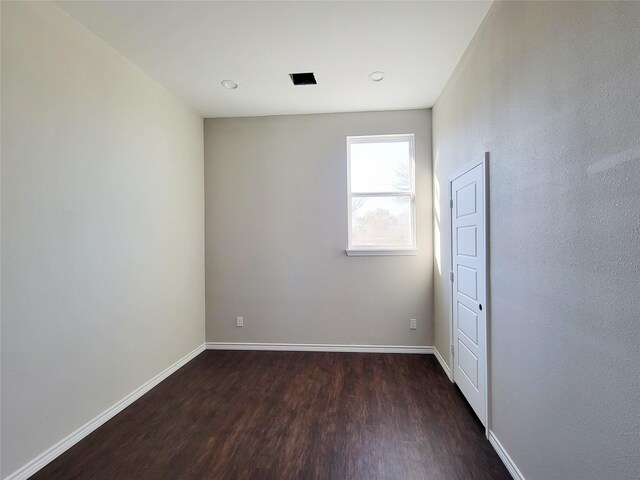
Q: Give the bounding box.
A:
[346,133,417,256]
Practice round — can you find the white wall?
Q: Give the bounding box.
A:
[433,2,640,479]
[204,110,433,347]
[1,2,205,476]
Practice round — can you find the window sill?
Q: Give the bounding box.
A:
[346,249,418,257]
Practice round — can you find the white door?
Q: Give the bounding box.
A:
[450,158,487,427]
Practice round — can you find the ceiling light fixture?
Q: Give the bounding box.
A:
[368,71,384,82]
[221,79,238,90]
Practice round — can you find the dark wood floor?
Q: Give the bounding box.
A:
[33,351,510,480]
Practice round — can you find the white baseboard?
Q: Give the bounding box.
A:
[433,347,453,381]
[488,430,526,480]
[5,343,206,480]
[206,342,434,354]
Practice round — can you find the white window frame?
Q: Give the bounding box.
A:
[346,133,417,256]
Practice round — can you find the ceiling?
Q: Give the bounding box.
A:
[56,1,492,118]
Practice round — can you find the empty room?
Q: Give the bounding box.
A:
[1,1,638,479]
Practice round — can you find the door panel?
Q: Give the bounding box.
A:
[455,183,477,217]
[457,339,479,387]
[457,226,477,257]
[457,265,478,301]
[457,302,478,344]
[451,161,486,426]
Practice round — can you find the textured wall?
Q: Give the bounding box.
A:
[1,2,205,476]
[205,110,433,347]
[432,2,640,479]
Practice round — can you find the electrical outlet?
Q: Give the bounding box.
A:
[236,316,244,327]
[410,319,417,330]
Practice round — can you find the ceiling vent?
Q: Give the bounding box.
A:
[289,72,317,86]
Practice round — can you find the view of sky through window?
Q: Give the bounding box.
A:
[350,141,411,192]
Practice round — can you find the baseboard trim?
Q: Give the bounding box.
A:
[205,342,434,354]
[488,430,526,480]
[4,343,206,480]
[433,347,453,381]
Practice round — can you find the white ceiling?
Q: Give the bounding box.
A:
[56,1,491,118]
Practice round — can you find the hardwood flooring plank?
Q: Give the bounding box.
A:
[32,351,510,480]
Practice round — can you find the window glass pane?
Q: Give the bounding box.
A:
[351,196,412,247]
[350,141,411,193]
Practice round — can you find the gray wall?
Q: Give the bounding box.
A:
[432,2,640,479]
[205,110,432,346]
[1,2,205,476]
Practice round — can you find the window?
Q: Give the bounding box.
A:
[346,134,416,255]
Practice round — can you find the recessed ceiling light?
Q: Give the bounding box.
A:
[368,71,384,82]
[221,79,238,90]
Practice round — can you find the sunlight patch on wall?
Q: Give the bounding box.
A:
[434,172,442,274]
